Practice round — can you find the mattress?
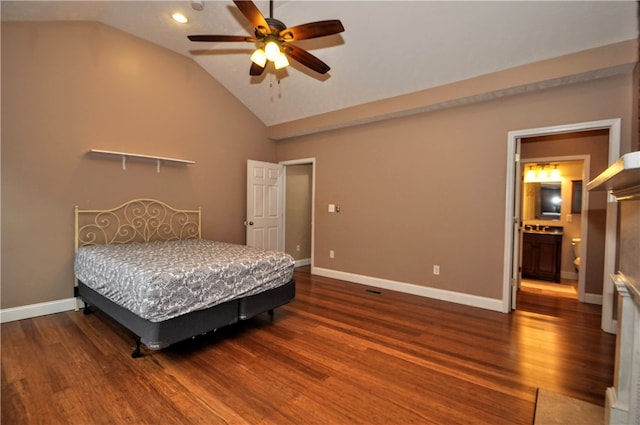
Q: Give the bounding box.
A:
[74,239,295,322]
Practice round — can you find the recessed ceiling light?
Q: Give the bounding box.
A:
[172,13,188,24]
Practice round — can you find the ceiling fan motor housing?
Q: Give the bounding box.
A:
[256,17,287,38]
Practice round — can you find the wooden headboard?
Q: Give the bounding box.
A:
[75,198,201,250]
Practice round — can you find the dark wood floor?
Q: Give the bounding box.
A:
[2,267,615,424]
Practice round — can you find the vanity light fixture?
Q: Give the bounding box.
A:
[525,165,536,182]
[524,163,562,183]
[550,164,561,181]
[538,167,549,181]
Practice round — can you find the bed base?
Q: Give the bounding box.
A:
[77,279,295,358]
[74,199,295,357]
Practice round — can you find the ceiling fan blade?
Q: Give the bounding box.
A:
[233,0,271,35]
[188,35,256,42]
[250,62,266,76]
[284,44,331,75]
[280,20,344,41]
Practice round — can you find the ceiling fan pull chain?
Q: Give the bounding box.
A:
[269,74,275,102]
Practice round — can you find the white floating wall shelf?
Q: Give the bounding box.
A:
[89,149,195,173]
[587,151,640,201]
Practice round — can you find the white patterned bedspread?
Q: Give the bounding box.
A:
[74,239,295,322]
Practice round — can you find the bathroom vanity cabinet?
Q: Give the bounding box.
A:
[521,232,562,282]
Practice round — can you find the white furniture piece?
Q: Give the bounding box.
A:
[89,149,195,173]
[588,151,640,425]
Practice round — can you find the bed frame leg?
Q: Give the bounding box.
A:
[131,338,142,358]
[268,309,274,322]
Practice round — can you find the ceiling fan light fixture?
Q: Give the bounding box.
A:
[264,41,281,62]
[250,48,267,67]
[187,0,345,77]
[274,52,289,69]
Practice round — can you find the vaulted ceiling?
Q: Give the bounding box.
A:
[2,1,637,127]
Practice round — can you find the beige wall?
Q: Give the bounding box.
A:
[276,74,634,301]
[1,20,636,312]
[269,40,637,141]
[285,164,312,261]
[634,64,639,150]
[1,22,276,309]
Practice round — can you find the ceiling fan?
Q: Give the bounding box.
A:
[187,0,344,76]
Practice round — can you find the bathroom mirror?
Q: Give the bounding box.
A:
[522,182,562,221]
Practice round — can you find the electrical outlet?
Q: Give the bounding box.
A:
[296,245,300,252]
[433,265,440,275]
[329,250,335,259]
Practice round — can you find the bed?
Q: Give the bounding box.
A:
[74,198,295,357]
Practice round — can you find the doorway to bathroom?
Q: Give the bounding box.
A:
[518,157,588,303]
[502,118,621,334]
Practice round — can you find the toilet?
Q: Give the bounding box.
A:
[572,238,581,271]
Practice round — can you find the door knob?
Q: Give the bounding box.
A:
[248,221,254,226]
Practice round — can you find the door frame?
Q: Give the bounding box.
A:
[280,158,316,271]
[502,118,621,333]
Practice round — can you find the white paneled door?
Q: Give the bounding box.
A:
[246,160,284,251]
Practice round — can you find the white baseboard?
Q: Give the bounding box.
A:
[2,271,598,323]
[583,292,603,305]
[0,298,80,323]
[561,270,579,280]
[312,267,504,312]
[295,258,311,267]
[605,386,629,425]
